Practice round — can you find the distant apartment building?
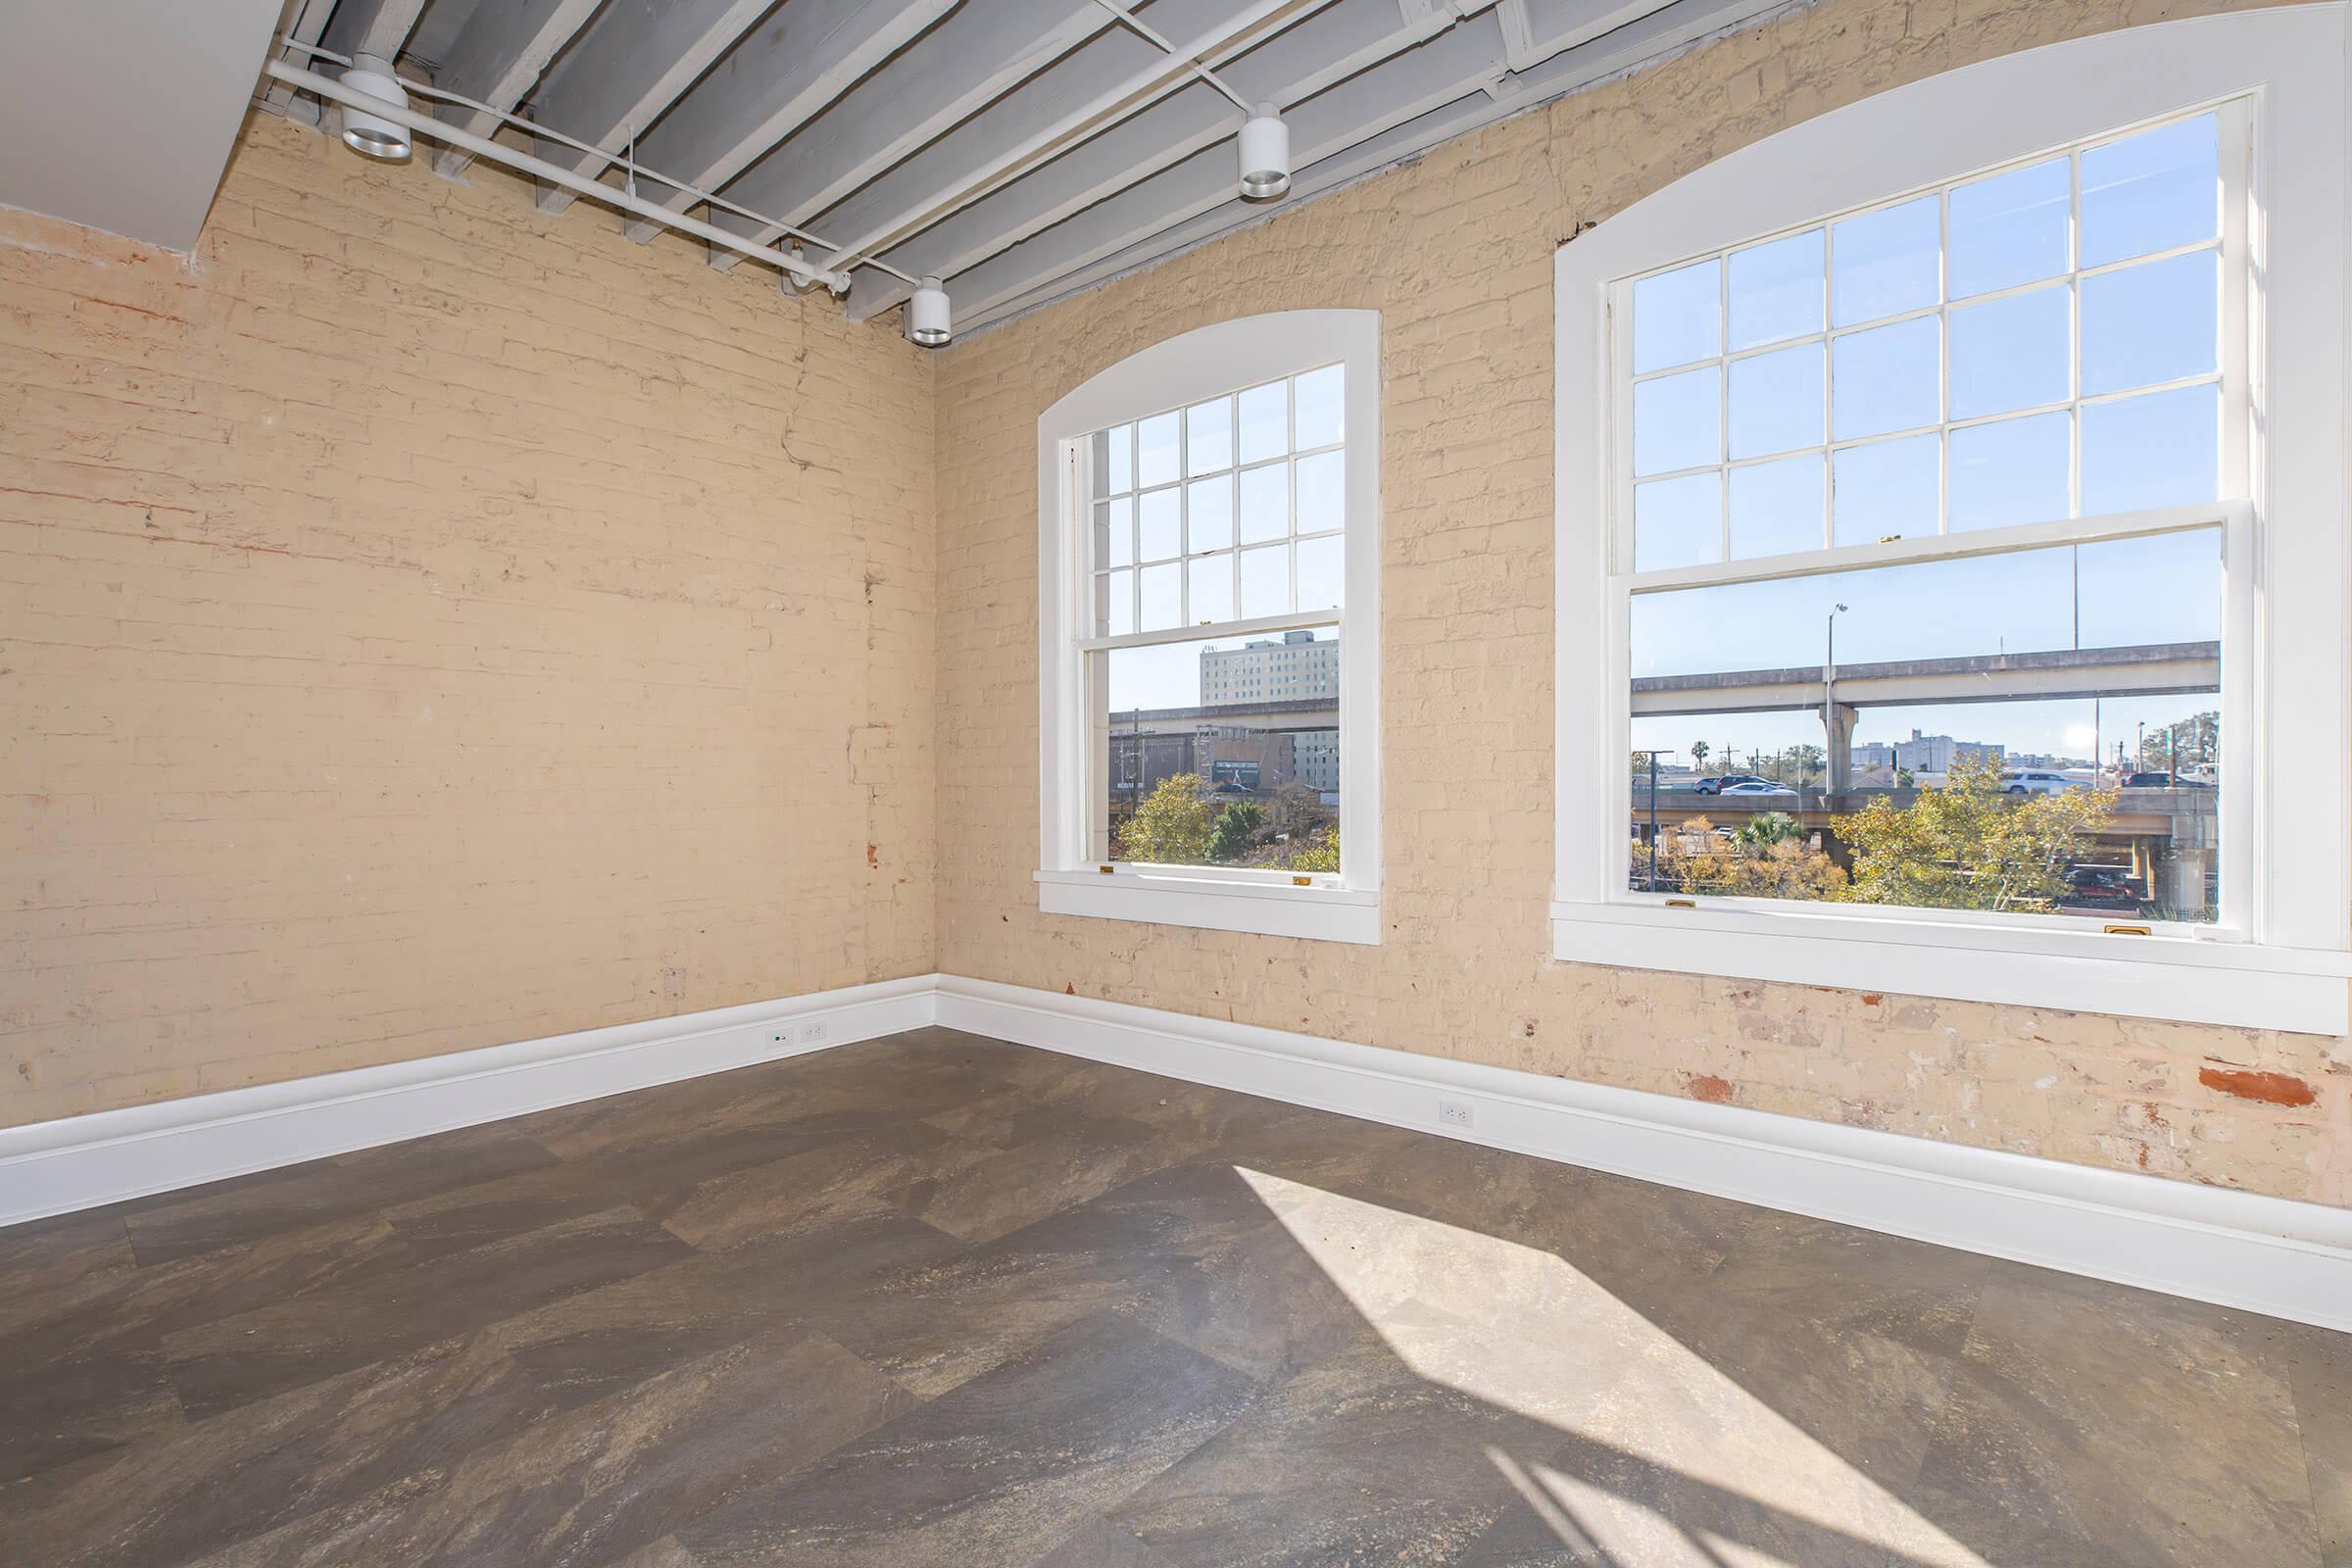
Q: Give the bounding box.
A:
[1891,729,2004,773]
[1201,629,1339,705]
[1293,730,1340,792]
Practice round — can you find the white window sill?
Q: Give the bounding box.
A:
[1549,899,2352,1035]
[1038,868,1381,945]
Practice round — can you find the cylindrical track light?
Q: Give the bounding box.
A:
[338,56,412,162]
[1238,104,1290,200]
[906,277,952,346]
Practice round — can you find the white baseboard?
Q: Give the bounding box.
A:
[0,975,943,1228]
[9,971,2348,1334]
[934,975,2352,1333]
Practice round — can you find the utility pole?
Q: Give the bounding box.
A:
[1635,749,1670,891]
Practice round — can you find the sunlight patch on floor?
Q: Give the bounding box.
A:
[1238,1165,1988,1568]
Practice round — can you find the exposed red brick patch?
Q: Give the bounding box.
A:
[1859,993,1884,1006]
[2198,1065,2318,1107]
[865,843,878,869]
[1685,1073,1733,1104]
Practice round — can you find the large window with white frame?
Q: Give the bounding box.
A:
[1553,8,2350,1033]
[1036,311,1381,945]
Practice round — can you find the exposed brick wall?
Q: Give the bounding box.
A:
[934,0,2352,1205]
[0,115,936,1126]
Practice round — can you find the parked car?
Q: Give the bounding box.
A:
[2064,864,2141,906]
[2120,771,2211,788]
[1693,774,1771,795]
[2002,768,2079,796]
[1720,780,1798,798]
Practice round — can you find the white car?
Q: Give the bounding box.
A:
[2002,768,2079,796]
[1720,781,1797,797]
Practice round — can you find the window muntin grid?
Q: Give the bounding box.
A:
[1088,363,1347,639]
[1619,108,2230,574]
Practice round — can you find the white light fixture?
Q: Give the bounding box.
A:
[338,56,412,162]
[1238,104,1290,200]
[906,276,952,346]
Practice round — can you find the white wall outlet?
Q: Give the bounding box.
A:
[1438,1099,1474,1130]
[795,1019,828,1044]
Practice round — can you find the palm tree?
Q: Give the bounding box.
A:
[1691,740,1710,771]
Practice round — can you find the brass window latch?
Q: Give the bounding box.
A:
[2104,922,2152,937]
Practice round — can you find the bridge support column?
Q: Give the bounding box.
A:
[1823,704,1858,793]
[2170,847,2214,918]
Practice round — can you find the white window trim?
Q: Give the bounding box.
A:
[1552,6,2352,1034]
[1037,311,1383,944]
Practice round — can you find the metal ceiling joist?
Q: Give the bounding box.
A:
[614,0,958,244]
[845,0,1499,319]
[320,0,429,63]
[428,0,606,181]
[699,0,1126,265]
[934,0,1797,333]
[528,0,781,217]
[260,0,340,122]
[810,0,1337,277]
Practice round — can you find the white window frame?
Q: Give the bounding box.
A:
[1037,311,1382,944]
[1553,6,2352,1034]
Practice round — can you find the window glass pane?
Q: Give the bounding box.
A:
[1294,365,1346,449]
[1188,476,1234,553]
[1949,411,2071,530]
[1188,555,1235,624]
[1102,424,1133,495]
[1728,228,1824,351]
[1239,463,1288,543]
[1102,568,1133,636]
[1295,451,1344,534]
[1240,543,1289,618]
[1097,496,1133,568]
[2081,382,2219,514]
[1832,316,1938,440]
[1102,631,1341,869]
[1833,196,1938,327]
[1634,472,1721,571]
[1634,366,1721,475]
[1138,411,1181,488]
[1948,157,2070,298]
[1729,342,1824,460]
[2077,528,2221,648]
[1298,536,1345,612]
[1633,258,1721,373]
[1238,381,1288,465]
[1730,455,1825,560]
[1139,562,1181,631]
[1833,434,1939,546]
[1948,283,2071,420]
[1627,531,2222,920]
[2080,249,2217,397]
[2081,113,2219,269]
[1138,486,1181,560]
[1186,397,1233,476]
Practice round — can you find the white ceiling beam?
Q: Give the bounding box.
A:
[320,0,430,63]
[259,0,338,122]
[949,0,1798,332]
[701,0,1126,263]
[845,0,1497,318]
[812,0,1339,277]
[613,0,957,244]
[427,0,606,180]
[527,0,780,217]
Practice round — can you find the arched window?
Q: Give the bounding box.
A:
[1552,7,2349,1031]
[1036,311,1382,943]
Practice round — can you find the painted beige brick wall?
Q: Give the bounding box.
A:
[1,115,937,1127]
[935,0,2352,1205]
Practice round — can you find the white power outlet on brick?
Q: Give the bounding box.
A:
[1437,1099,1474,1130]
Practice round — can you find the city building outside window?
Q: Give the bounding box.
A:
[1036,311,1381,943]
[1553,9,2351,1031]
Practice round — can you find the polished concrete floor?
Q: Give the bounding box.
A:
[0,1026,2344,1567]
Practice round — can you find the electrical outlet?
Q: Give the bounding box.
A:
[1438,1099,1474,1130]
[796,1019,828,1044]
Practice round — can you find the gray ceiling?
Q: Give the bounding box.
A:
[262,0,1797,337]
